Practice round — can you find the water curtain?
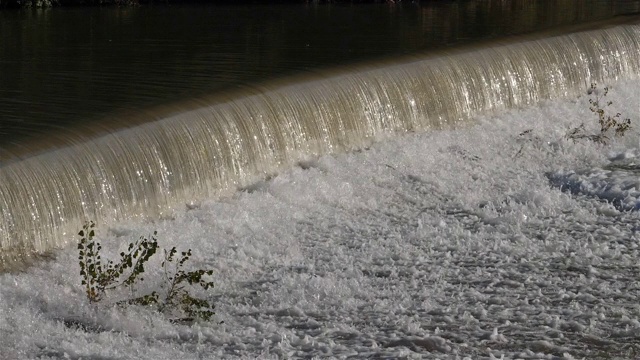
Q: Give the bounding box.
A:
[1,24,639,269]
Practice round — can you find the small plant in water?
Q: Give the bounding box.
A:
[566,83,632,144]
[78,221,215,322]
[157,247,215,321]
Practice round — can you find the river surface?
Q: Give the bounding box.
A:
[3,3,640,358]
[1,0,639,159]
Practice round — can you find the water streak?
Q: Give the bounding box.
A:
[2,24,640,269]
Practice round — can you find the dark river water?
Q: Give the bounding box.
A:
[1,0,639,158]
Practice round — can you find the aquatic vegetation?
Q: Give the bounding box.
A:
[565,83,632,145]
[78,221,215,322]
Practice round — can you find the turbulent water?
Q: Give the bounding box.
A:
[2,23,640,270]
[1,10,640,356]
[2,74,640,359]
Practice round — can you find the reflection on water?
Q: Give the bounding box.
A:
[0,0,639,158]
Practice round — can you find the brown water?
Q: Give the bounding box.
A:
[1,0,639,160]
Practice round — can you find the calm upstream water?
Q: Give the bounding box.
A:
[1,0,639,159]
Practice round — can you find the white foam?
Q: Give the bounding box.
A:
[2,78,640,359]
[549,148,640,211]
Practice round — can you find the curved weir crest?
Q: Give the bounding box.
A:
[1,24,640,269]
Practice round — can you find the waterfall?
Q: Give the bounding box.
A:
[2,24,640,270]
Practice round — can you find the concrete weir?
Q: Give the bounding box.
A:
[1,23,640,270]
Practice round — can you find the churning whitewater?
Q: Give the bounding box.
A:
[1,24,640,268]
[2,76,640,359]
[2,19,640,359]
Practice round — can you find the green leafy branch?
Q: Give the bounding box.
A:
[159,248,215,321]
[77,221,215,322]
[566,83,632,145]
